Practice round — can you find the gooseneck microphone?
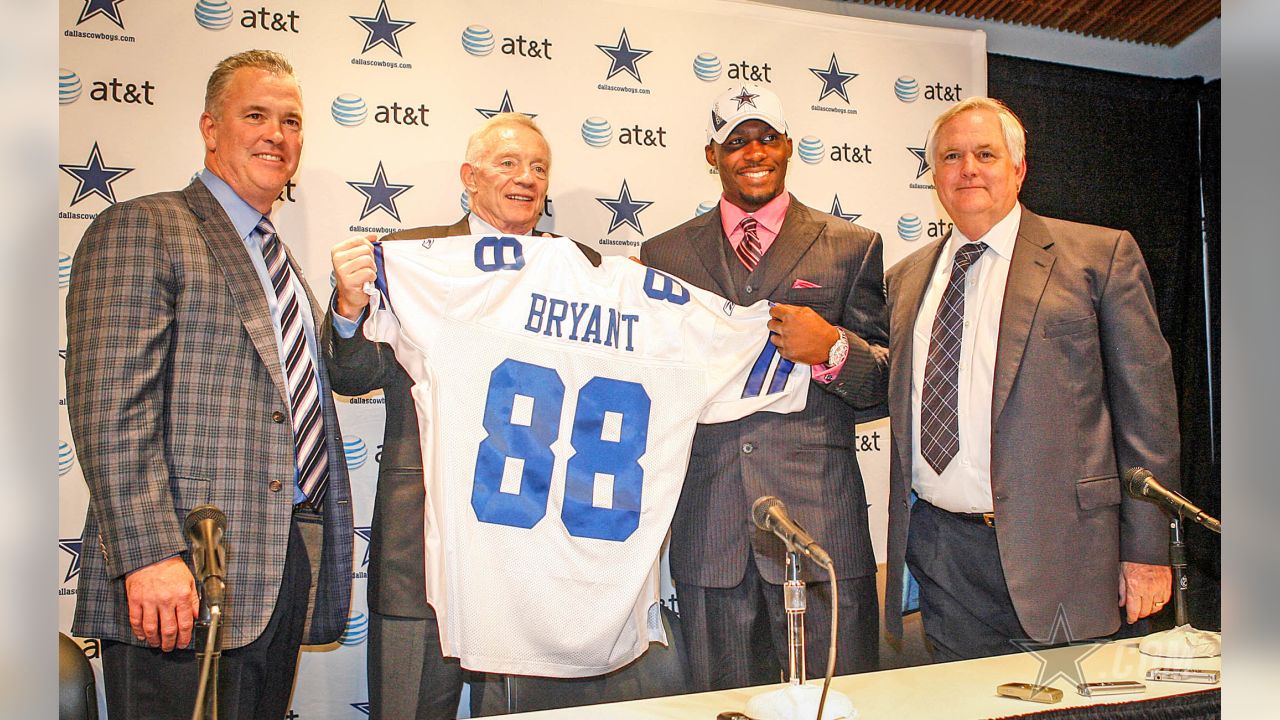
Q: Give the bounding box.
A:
[751,496,833,569]
[1123,468,1221,534]
[184,505,228,608]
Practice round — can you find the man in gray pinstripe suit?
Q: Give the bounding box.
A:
[65,50,352,719]
[641,84,888,691]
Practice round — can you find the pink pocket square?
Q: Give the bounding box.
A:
[791,278,821,289]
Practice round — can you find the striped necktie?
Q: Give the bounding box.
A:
[919,241,987,475]
[735,216,762,271]
[257,217,329,506]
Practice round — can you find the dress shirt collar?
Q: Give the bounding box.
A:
[198,169,269,242]
[946,203,1021,262]
[718,191,790,239]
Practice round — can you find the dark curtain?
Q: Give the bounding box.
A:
[988,55,1220,630]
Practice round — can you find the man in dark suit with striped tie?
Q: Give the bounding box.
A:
[65,50,352,719]
[641,84,888,690]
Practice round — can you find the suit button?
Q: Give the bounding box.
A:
[745,284,754,294]
[742,443,755,454]
[272,411,286,423]
[269,479,283,492]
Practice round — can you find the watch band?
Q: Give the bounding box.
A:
[827,327,849,367]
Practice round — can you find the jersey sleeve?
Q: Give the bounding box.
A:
[673,282,811,424]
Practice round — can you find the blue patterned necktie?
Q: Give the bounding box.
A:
[735,216,762,271]
[919,241,987,475]
[257,217,329,506]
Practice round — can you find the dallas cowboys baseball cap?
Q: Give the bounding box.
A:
[707,84,789,145]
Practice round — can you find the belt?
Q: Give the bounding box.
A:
[920,498,995,528]
[293,500,322,515]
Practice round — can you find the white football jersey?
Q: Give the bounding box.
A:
[364,234,808,677]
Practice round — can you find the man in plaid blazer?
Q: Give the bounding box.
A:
[65,50,352,719]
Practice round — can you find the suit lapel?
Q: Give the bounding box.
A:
[992,208,1056,424]
[686,208,734,298]
[184,180,290,409]
[889,238,947,492]
[753,196,821,299]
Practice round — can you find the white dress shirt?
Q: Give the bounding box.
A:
[910,204,1021,513]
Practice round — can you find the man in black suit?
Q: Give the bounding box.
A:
[641,84,888,690]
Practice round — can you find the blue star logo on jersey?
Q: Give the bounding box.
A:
[351,702,371,716]
[476,90,537,120]
[809,53,857,104]
[731,87,759,109]
[351,0,415,57]
[596,180,654,234]
[830,196,862,224]
[60,142,133,206]
[78,0,125,28]
[907,145,931,179]
[596,29,652,83]
[354,526,373,567]
[347,162,413,222]
[59,538,83,583]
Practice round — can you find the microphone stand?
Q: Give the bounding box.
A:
[784,549,807,686]
[1136,514,1220,659]
[191,580,224,720]
[1169,516,1189,627]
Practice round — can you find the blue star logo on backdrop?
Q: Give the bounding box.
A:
[77,0,125,28]
[596,180,654,234]
[351,0,415,56]
[596,29,652,82]
[59,538,83,583]
[351,702,371,716]
[731,87,759,109]
[907,145,931,179]
[830,196,862,223]
[809,53,857,103]
[476,90,537,120]
[354,526,373,567]
[1011,605,1107,689]
[347,162,412,221]
[60,142,133,206]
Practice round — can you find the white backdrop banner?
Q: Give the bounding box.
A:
[58,0,984,716]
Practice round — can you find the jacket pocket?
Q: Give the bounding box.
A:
[784,286,839,305]
[1043,314,1097,338]
[1075,474,1121,511]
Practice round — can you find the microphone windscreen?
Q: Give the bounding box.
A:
[751,495,783,531]
[1123,467,1153,496]
[183,504,227,536]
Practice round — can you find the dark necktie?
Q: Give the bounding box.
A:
[920,241,987,475]
[258,217,329,506]
[735,216,762,271]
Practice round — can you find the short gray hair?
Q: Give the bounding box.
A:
[464,113,549,165]
[204,49,296,116]
[925,96,1027,169]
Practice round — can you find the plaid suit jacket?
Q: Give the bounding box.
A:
[66,179,353,649]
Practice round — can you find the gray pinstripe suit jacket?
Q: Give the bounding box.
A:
[66,179,353,650]
[641,196,889,586]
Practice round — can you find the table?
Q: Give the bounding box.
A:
[503,638,1221,719]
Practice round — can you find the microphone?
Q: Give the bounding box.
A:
[1123,468,1221,534]
[184,505,228,609]
[752,496,832,569]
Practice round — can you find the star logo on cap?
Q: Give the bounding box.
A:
[596,28,652,83]
[347,161,413,222]
[809,53,858,104]
[60,142,134,206]
[731,87,759,109]
[907,145,931,179]
[350,0,415,57]
[77,0,125,28]
[597,180,654,234]
[830,196,861,223]
[476,90,537,119]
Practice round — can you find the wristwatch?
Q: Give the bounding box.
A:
[827,327,849,367]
